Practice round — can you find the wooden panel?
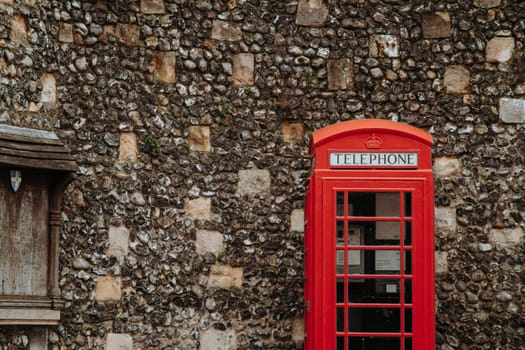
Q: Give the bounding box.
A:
[0,155,78,171]
[0,140,70,153]
[0,170,48,296]
[0,133,63,146]
[0,124,63,146]
[0,309,60,325]
[0,146,74,162]
[0,146,76,161]
[0,124,78,172]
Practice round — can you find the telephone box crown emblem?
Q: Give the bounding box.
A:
[364,134,383,149]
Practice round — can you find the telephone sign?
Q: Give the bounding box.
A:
[329,152,418,167]
[305,119,435,350]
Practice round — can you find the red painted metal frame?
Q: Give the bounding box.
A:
[305,120,435,350]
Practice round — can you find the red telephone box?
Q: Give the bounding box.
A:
[305,119,434,350]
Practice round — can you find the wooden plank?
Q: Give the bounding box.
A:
[0,124,59,140]
[0,295,55,305]
[0,132,63,146]
[0,179,15,295]
[31,184,49,296]
[18,191,34,295]
[0,174,48,296]
[0,139,71,153]
[0,145,77,161]
[0,309,60,325]
[0,154,78,171]
[0,182,7,296]
[0,125,78,171]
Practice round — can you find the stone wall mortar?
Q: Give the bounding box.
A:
[0,0,523,349]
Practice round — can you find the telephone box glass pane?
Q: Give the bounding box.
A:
[404,221,412,245]
[336,221,345,246]
[337,308,344,332]
[347,225,362,245]
[346,221,411,246]
[348,279,401,304]
[349,222,399,246]
[374,250,401,274]
[344,250,407,275]
[375,221,401,241]
[348,308,400,332]
[336,250,345,274]
[376,192,400,217]
[347,192,375,216]
[336,192,345,216]
[405,337,412,350]
[348,192,403,217]
[404,192,412,217]
[405,308,412,332]
[336,278,344,303]
[337,337,344,350]
[405,251,412,274]
[336,252,368,276]
[348,337,400,350]
[405,279,412,303]
[347,251,362,274]
[347,279,411,303]
[374,279,400,297]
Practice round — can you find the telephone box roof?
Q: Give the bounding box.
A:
[311,119,433,152]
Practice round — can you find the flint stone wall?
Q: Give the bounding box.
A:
[0,0,524,349]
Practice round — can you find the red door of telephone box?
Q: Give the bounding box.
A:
[305,120,434,350]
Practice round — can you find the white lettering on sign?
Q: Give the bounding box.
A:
[330,152,418,167]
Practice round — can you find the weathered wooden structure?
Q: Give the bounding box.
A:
[0,124,77,325]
